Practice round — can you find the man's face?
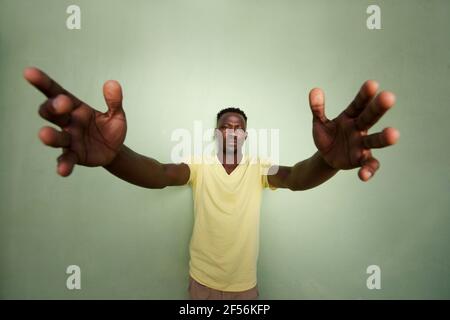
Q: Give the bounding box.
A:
[216,112,247,154]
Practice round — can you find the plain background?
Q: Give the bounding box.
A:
[0,0,449,299]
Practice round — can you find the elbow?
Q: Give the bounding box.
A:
[149,185,167,190]
[288,183,306,191]
[146,182,168,189]
[288,185,301,191]
[144,179,169,189]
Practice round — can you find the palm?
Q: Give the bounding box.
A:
[308,81,399,181]
[66,103,126,166]
[24,67,127,176]
[313,113,367,170]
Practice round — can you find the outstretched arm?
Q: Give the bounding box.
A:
[104,145,189,189]
[268,80,400,191]
[24,67,189,189]
[268,151,338,191]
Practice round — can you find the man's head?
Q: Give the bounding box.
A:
[216,107,248,155]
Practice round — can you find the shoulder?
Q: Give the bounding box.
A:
[252,156,275,167]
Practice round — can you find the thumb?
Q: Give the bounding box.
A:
[103,80,123,115]
[309,88,328,123]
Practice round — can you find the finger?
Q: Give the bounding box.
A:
[342,80,379,118]
[358,156,380,182]
[57,149,78,177]
[362,127,400,149]
[309,88,328,123]
[38,126,71,148]
[355,91,396,131]
[24,67,82,107]
[103,80,124,116]
[23,67,67,98]
[38,94,74,127]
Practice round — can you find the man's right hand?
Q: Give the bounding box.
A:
[24,67,127,177]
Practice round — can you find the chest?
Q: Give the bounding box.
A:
[222,164,239,175]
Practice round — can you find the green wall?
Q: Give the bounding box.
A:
[1,0,449,299]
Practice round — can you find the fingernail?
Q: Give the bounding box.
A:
[52,98,63,112]
[366,171,372,179]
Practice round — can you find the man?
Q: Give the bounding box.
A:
[24,67,399,300]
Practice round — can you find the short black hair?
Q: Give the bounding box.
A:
[216,107,247,123]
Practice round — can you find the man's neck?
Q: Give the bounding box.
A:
[216,150,244,166]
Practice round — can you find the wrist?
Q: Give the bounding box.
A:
[315,151,339,172]
[103,144,126,169]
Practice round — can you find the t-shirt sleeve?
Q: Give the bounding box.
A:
[260,158,278,190]
[181,155,199,186]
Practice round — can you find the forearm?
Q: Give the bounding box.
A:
[103,145,177,189]
[285,151,339,191]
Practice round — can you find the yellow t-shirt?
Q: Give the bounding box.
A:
[184,153,276,291]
